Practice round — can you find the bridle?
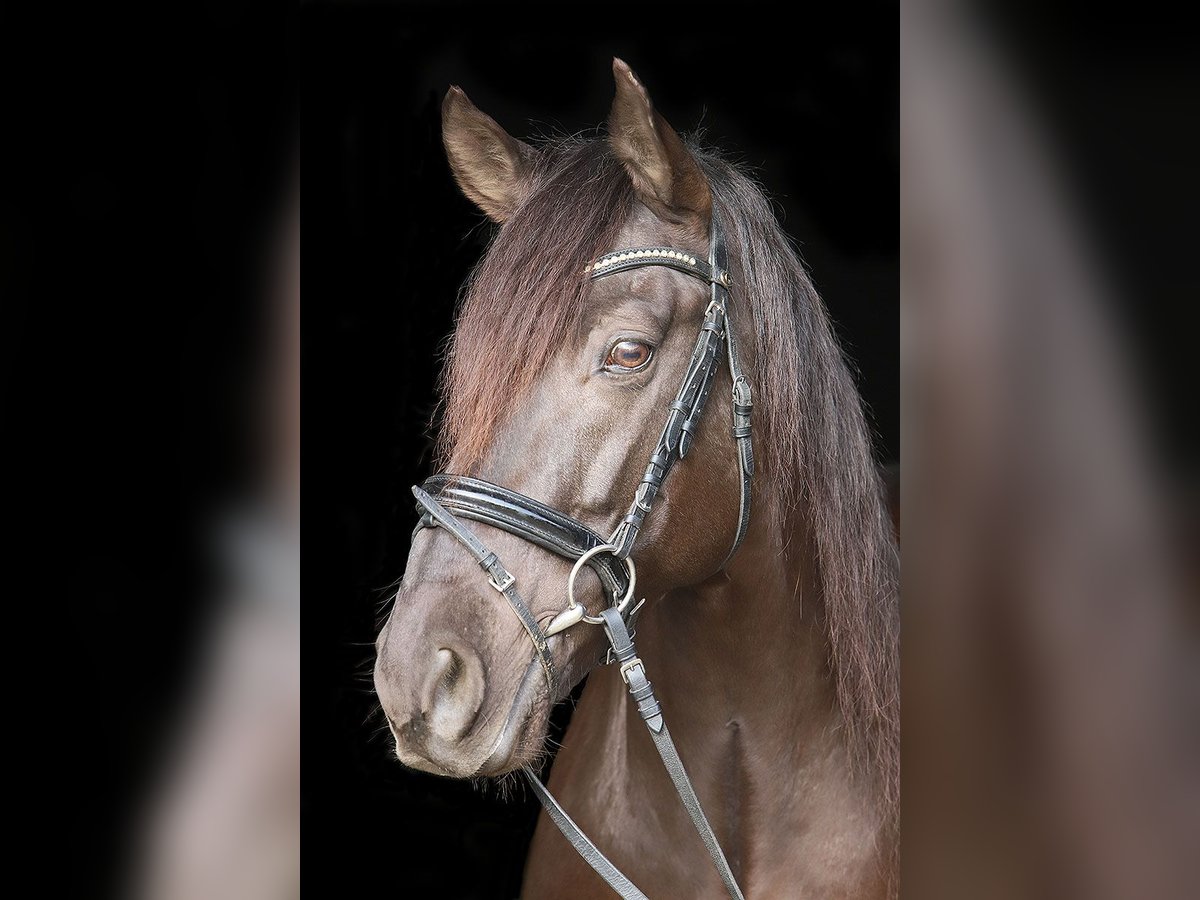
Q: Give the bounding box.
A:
[410,209,753,899]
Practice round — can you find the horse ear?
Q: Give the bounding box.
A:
[607,58,711,225]
[442,86,536,223]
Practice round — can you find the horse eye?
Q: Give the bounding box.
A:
[605,340,653,371]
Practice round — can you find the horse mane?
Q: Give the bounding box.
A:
[699,153,901,836]
[438,136,899,833]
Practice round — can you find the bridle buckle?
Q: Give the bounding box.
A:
[619,656,645,685]
[488,571,515,593]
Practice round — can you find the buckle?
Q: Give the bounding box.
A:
[488,571,515,593]
[619,657,645,684]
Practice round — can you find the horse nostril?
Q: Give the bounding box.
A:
[432,647,462,702]
[424,645,485,744]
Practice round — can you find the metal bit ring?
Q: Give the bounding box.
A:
[567,543,636,624]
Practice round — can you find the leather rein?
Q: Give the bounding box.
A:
[410,210,752,899]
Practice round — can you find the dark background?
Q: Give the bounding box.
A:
[304,5,897,898]
[6,5,295,896]
[978,0,1200,467]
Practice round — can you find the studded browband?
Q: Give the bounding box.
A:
[586,245,733,288]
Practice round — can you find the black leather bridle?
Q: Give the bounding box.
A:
[409,210,752,899]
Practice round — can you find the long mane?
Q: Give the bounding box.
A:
[438,137,899,832]
[701,153,900,835]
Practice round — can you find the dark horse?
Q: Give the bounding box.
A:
[375,60,899,898]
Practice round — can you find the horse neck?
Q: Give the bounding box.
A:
[635,503,836,769]
[619,502,888,884]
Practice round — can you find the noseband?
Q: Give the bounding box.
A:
[409,210,752,899]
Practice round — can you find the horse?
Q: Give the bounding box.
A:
[374,59,899,898]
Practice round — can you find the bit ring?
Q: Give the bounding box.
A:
[566,543,636,625]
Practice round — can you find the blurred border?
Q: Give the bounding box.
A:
[902,2,1199,897]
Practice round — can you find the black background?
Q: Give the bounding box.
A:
[304,5,896,898]
[6,5,295,896]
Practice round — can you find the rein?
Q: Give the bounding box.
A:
[411,210,752,899]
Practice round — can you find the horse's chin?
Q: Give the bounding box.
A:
[474,655,553,776]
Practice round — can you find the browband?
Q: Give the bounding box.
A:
[586,245,732,287]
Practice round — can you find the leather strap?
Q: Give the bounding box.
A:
[592,211,753,566]
[600,608,745,899]
[715,216,754,565]
[606,295,729,558]
[522,768,650,899]
[587,245,731,287]
[524,609,745,899]
[418,475,633,602]
[411,486,557,690]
